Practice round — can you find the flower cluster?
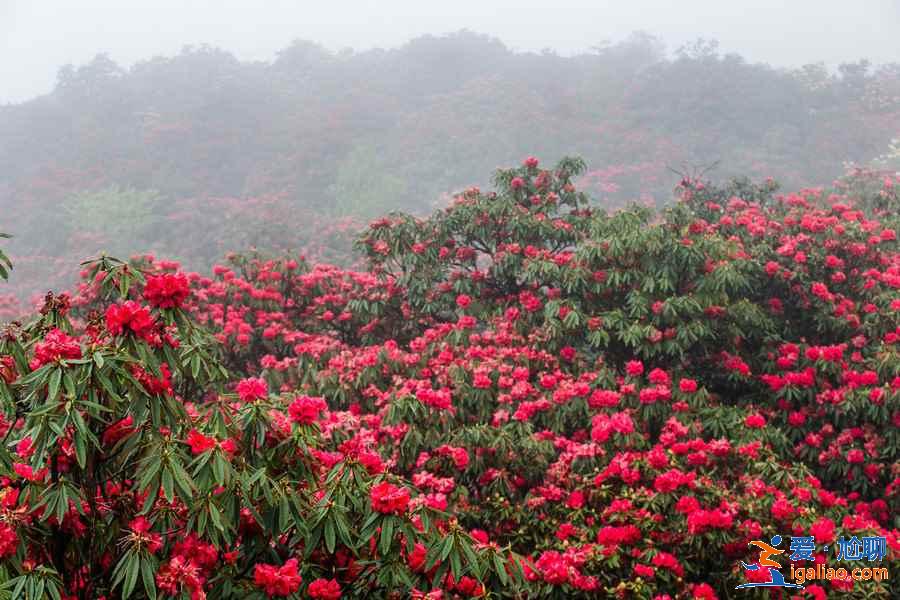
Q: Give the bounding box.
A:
[144,272,191,308]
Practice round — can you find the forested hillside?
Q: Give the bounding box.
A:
[1,31,899,313]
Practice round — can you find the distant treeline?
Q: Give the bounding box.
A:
[0,30,898,302]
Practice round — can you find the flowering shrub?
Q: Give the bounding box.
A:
[0,259,522,599]
[0,158,898,598]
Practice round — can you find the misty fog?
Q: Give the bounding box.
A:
[1,0,898,313]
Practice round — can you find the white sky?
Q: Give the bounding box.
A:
[1,0,899,103]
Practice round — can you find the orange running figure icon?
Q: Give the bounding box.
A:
[734,535,804,590]
[748,539,784,568]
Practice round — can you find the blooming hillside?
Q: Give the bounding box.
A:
[0,157,897,598]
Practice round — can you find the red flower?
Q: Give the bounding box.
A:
[307,578,341,600]
[653,469,695,493]
[102,415,135,446]
[566,490,585,509]
[0,355,16,383]
[288,395,327,425]
[846,449,865,464]
[745,413,766,428]
[105,301,156,340]
[535,550,568,585]
[127,516,162,553]
[588,389,621,408]
[131,363,173,396]
[407,542,427,571]
[237,377,268,402]
[144,272,191,308]
[155,555,204,597]
[29,328,82,370]
[634,563,654,578]
[626,360,644,377]
[253,558,301,597]
[648,368,670,385]
[0,522,18,558]
[675,496,700,515]
[651,552,684,577]
[370,481,411,515]
[679,378,698,393]
[691,582,718,599]
[770,498,795,520]
[186,429,217,454]
[596,524,642,546]
[809,517,835,543]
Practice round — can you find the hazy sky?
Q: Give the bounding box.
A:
[2,0,898,104]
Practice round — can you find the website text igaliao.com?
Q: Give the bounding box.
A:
[789,563,889,585]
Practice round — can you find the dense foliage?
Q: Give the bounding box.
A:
[0,157,897,598]
[2,32,899,308]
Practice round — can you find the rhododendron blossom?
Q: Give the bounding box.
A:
[370,481,411,515]
[254,558,302,597]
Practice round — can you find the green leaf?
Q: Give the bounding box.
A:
[379,517,394,556]
[161,467,175,502]
[122,553,139,599]
[140,557,157,600]
[47,368,62,403]
[324,519,336,554]
[492,553,509,585]
[439,535,454,562]
[450,547,463,581]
